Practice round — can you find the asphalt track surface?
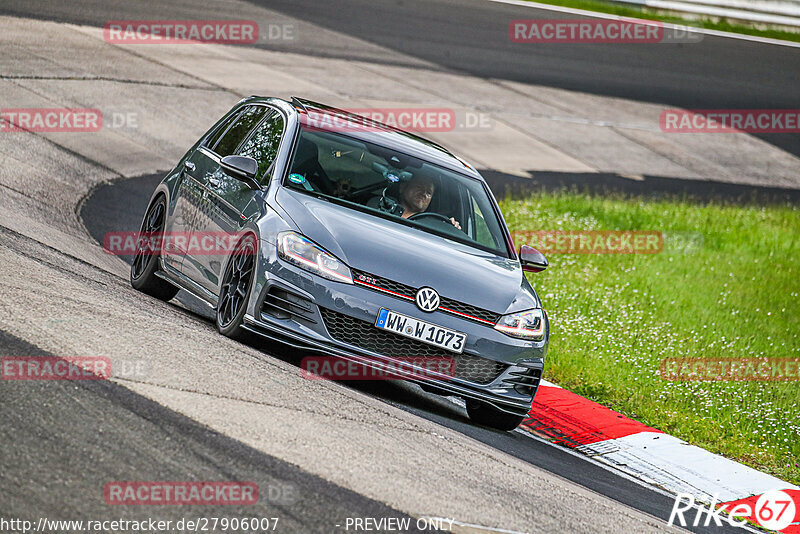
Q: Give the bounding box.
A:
[0,329,425,533]
[2,0,796,532]
[2,0,799,158]
[255,0,800,158]
[79,172,743,534]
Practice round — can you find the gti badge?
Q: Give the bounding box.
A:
[415,287,440,312]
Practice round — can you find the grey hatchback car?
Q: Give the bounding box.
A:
[131,96,549,431]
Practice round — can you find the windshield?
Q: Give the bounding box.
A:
[282,127,511,257]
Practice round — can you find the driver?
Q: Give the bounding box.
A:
[397,175,461,230]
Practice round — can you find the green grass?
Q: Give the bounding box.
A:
[520,0,800,43]
[501,191,800,485]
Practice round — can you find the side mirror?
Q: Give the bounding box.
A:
[220,155,260,190]
[519,245,548,273]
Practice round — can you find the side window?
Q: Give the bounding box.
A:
[213,106,269,157]
[204,109,243,151]
[237,111,285,183]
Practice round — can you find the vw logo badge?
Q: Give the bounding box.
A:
[415,287,440,312]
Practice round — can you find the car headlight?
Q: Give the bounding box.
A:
[494,309,546,340]
[277,231,353,284]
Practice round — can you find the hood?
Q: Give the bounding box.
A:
[276,188,540,314]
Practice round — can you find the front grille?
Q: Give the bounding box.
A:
[320,308,507,384]
[352,270,415,297]
[438,296,499,324]
[351,268,500,325]
[261,286,317,323]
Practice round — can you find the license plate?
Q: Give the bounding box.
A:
[375,308,466,353]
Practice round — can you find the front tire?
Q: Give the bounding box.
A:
[130,195,179,301]
[216,235,257,340]
[466,400,525,431]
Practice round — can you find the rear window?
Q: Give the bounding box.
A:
[209,105,269,157]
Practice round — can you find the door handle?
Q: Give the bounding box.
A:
[184,161,196,172]
[208,177,221,188]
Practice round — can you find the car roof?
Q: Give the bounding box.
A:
[248,96,484,180]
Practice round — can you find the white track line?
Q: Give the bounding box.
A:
[487,0,800,48]
[513,428,766,533]
[576,432,800,503]
[445,393,767,531]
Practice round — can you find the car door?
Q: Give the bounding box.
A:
[178,104,269,292]
[185,105,285,295]
[162,106,247,275]
[162,154,204,274]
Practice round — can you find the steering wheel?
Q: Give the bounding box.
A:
[408,212,452,224]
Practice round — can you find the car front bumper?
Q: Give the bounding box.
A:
[242,245,548,416]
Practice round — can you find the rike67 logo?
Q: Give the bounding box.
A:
[669,490,798,531]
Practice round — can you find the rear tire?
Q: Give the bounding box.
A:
[466,400,525,431]
[216,235,257,341]
[130,195,179,301]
